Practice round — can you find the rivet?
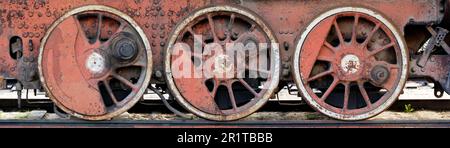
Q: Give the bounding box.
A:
[152,24,158,30]
[155,71,163,78]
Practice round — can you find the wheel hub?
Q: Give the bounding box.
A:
[113,37,137,61]
[213,54,233,78]
[340,54,361,74]
[334,44,366,81]
[86,52,107,74]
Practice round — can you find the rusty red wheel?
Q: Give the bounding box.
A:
[165,6,280,121]
[38,5,152,120]
[293,7,408,120]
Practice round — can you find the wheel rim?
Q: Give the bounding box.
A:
[39,5,152,120]
[293,7,408,120]
[165,6,280,121]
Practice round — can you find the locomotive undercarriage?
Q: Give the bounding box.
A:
[0,0,449,121]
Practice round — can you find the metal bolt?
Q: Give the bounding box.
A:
[284,42,289,51]
[411,67,416,73]
[232,32,239,39]
[155,71,163,78]
[28,40,33,51]
[45,11,51,17]
[370,65,390,85]
[114,38,137,61]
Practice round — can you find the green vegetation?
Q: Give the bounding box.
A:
[404,104,415,113]
[306,113,321,120]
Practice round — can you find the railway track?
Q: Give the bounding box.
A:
[0,119,449,128]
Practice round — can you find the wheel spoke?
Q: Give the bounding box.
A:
[187,27,206,47]
[249,24,256,32]
[324,42,337,53]
[227,14,236,41]
[108,19,128,41]
[73,16,92,49]
[308,70,333,82]
[95,14,103,44]
[229,14,235,31]
[133,56,147,67]
[226,85,238,110]
[362,23,381,47]
[333,19,345,45]
[238,78,260,97]
[207,14,219,42]
[351,14,360,42]
[112,73,139,92]
[343,82,350,111]
[103,80,119,105]
[210,82,219,98]
[368,42,395,57]
[116,54,147,68]
[389,64,400,70]
[320,78,339,100]
[358,81,372,108]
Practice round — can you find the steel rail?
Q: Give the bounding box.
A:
[0,120,449,128]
